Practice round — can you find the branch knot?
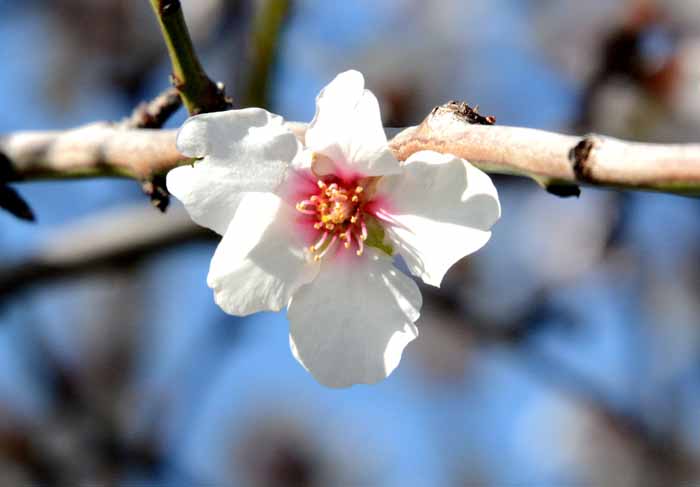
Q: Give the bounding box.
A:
[434,101,496,126]
[569,136,601,182]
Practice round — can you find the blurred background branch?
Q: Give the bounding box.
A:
[242,0,293,108]
[0,205,211,303]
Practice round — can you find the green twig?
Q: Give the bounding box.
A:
[149,0,231,115]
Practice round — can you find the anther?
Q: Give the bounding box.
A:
[316,235,338,260]
[355,186,363,193]
[351,195,359,203]
[295,203,317,215]
[317,180,326,189]
[355,232,364,256]
[310,231,329,253]
[295,199,319,215]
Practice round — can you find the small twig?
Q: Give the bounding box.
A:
[0,150,34,221]
[122,86,182,129]
[120,87,184,211]
[148,0,231,115]
[0,185,34,221]
[141,173,170,212]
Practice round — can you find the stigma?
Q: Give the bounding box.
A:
[295,179,368,260]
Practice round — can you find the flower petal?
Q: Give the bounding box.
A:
[167,108,301,234]
[305,70,401,177]
[208,192,319,316]
[377,150,501,287]
[287,249,421,388]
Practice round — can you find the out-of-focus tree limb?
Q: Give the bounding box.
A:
[1,202,695,483]
[243,0,293,108]
[0,205,213,301]
[148,0,231,115]
[3,103,700,196]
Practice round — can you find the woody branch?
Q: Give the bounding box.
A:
[3,102,700,197]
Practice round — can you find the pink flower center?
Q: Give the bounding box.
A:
[295,179,368,261]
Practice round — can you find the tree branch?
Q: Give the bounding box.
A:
[0,205,213,301]
[121,86,182,129]
[2,202,695,483]
[0,121,307,183]
[243,0,293,108]
[389,102,700,196]
[3,102,700,196]
[148,0,231,115]
[0,124,185,182]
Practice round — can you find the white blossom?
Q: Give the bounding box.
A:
[167,70,501,387]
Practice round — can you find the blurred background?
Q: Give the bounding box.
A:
[1,0,700,485]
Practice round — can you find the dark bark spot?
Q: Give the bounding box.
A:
[569,137,597,182]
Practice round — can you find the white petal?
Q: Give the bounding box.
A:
[305,70,401,177]
[377,150,501,287]
[287,249,421,388]
[167,108,301,234]
[208,192,319,316]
